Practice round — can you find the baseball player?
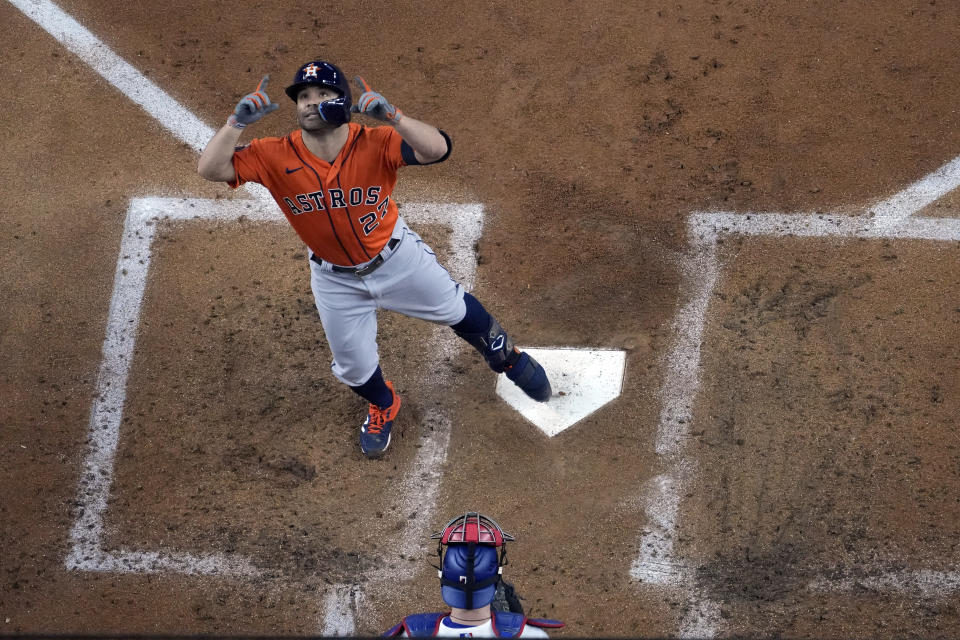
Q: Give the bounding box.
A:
[197,61,551,458]
[385,512,564,637]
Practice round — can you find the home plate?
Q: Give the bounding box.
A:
[496,347,626,437]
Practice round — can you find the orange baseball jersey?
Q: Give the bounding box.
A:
[230,122,408,266]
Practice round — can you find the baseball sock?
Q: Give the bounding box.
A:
[349,366,394,408]
[449,292,491,334]
[451,292,522,372]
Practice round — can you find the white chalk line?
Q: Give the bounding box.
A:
[7,0,272,205]
[632,234,725,637]
[690,211,960,242]
[631,474,691,587]
[321,585,365,637]
[9,0,211,152]
[639,156,960,637]
[652,233,719,459]
[678,597,723,640]
[67,198,280,578]
[65,548,260,577]
[809,568,960,599]
[871,154,960,229]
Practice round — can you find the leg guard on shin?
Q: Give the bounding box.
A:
[454,318,552,402]
[454,316,515,373]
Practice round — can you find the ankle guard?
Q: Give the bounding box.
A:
[504,352,552,402]
[454,317,520,374]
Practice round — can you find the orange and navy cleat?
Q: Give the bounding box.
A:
[359,380,402,458]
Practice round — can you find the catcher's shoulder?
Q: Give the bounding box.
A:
[527,617,565,628]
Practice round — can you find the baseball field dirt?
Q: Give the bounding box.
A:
[2,0,959,637]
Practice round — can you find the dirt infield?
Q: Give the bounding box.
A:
[3,0,960,637]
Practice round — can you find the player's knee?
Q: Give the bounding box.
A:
[445,296,468,326]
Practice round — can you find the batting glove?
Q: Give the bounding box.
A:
[349,76,403,124]
[228,75,279,129]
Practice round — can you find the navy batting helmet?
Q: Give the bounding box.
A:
[285,60,352,125]
[431,513,515,610]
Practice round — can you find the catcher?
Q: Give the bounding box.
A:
[385,512,564,638]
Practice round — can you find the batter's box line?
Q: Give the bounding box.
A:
[634,154,960,637]
[809,567,960,600]
[68,196,483,579]
[658,208,960,461]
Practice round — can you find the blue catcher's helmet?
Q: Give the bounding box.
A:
[432,513,515,610]
[285,60,351,125]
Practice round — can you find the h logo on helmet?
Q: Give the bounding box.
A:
[284,60,351,109]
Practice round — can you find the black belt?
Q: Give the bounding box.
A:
[310,237,400,277]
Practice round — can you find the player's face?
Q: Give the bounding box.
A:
[297,85,341,131]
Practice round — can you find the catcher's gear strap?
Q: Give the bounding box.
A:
[439,572,501,591]
[492,612,564,637]
[527,617,565,629]
[384,621,404,636]
[384,612,443,637]
[401,130,452,166]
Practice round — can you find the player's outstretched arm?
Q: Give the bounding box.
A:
[393,115,449,164]
[350,76,449,164]
[197,122,243,182]
[198,75,278,182]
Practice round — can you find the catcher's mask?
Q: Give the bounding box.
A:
[431,512,515,609]
[285,60,351,125]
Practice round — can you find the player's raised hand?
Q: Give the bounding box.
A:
[228,75,280,129]
[350,76,403,124]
